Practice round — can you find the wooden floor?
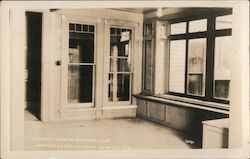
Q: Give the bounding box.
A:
[24,110,200,150]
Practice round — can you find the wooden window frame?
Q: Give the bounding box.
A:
[104,19,138,107]
[167,9,232,104]
[142,21,156,95]
[61,15,99,110]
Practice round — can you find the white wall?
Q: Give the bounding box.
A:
[229,3,249,150]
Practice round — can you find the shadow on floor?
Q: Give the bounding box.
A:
[113,117,202,149]
[25,105,40,121]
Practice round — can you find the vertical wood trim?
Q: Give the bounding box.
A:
[41,11,51,122]
[229,3,249,149]
[10,8,26,150]
[95,18,105,119]
[0,6,11,156]
[164,21,170,94]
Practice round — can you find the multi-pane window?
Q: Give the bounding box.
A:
[168,10,232,103]
[108,27,133,102]
[143,22,154,93]
[68,23,95,103]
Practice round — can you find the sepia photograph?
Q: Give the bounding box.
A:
[0,0,249,158]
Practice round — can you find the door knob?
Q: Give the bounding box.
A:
[55,60,61,66]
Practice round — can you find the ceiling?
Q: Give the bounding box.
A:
[112,7,231,20]
[111,8,158,13]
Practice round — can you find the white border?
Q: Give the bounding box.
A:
[0,1,249,159]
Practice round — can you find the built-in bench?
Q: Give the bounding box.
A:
[134,94,229,147]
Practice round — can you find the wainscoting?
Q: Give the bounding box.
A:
[134,95,229,147]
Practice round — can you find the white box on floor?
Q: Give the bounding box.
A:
[202,118,229,148]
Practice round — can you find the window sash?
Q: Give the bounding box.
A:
[167,11,232,104]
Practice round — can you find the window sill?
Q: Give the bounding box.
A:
[133,94,229,114]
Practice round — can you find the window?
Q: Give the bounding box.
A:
[68,23,95,103]
[142,22,155,93]
[168,10,232,103]
[108,27,133,102]
[169,40,186,93]
[187,38,206,96]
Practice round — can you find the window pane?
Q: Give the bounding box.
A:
[69,32,94,63]
[187,38,206,96]
[117,74,130,101]
[109,58,114,72]
[89,25,95,32]
[69,23,75,31]
[170,22,186,35]
[83,25,88,32]
[189,19,207,33]
[216,15,232,30]
[169,40,186,93]
[68,65,93,103]
[117,58,131,72]
[110,35,131,57]
[144,23,153,36]
[76,24,81,31]
[214,36,231,99]
[108,74,113,102]
[144,40,153,91]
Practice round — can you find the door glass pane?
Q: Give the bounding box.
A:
[68,65,93,103]
[187,38,206,96]
[214,36,231,100]
[144,40,153,91]
[170,22,186,35]
[169,40,186,93]
[189,19,207,33]
[117,74,130,101]
[69,33,94,63]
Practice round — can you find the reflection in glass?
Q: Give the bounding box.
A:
[110,36,130,57]
[188,75,203,95]
[68,23,95,104]
[189,19,207,33]
[144,23,153,36]
[170,22,186,35]
[109,27,132,102]
[216,15,232,30]
[118,58,130,72]
[214,36,231,99]
[109,58,114,72]
[68,65,93,103]
[187,38,206,96]
[69,34,94,63]
[144,40,153,91]
[117,74,130,101]
[108,74,113,102]
[169,40,186,93]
